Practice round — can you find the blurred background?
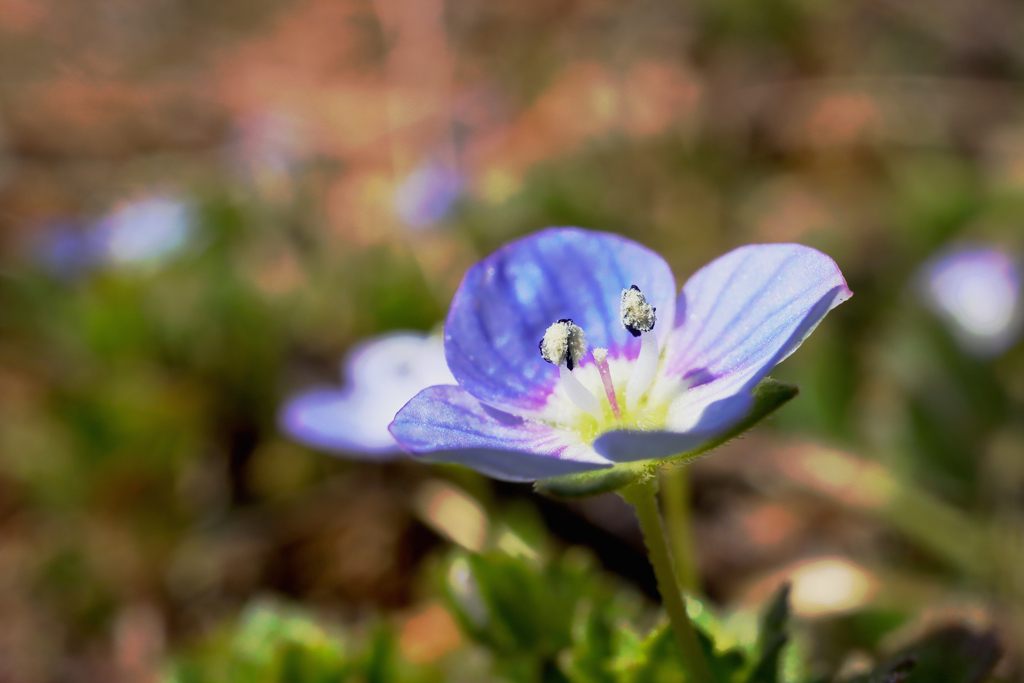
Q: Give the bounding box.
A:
[1,0,1024,679]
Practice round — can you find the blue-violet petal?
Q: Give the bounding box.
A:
[390,385,613,481]
[444,228,675,418]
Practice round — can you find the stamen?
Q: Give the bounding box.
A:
[626,329,659,411]
[621,286,659,410]
[559,363,603,419]
[539,319,601,419]
[592,348,621,420]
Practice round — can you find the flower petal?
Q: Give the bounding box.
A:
[592,429,714,463]
[656,243,850,401]
[279,332,455,457]
[920,244,1024,357]
[596,244,850,463]
[390,385,613,481]
[280,387,403,457]
[445,228,676,418]
[346,332,456,389]
[593,377,799,462]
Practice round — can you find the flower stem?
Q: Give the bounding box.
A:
[660,465,700,593]
[621,476,714,683]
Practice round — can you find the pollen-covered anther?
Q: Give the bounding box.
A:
[621,285,656,337]
[539,319,587,370]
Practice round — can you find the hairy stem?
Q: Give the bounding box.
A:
[660,464,700,593]
[621,476,714,683]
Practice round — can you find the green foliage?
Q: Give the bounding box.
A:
[562,599,621,683]
[164,542,1005,683]
[165,600,352,683]
[163,600,447,683]
[738,583,789,683]
[442,546,597,680]
[444,544,768,683]
[442,547,1004,683]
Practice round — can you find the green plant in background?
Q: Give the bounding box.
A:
[167,525,1003,683]
[451,544,1002,682]
[164,598,448,683]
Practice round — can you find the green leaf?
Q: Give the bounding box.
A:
[561,599,618,683]
[363,624,397,683]
[469,552,552,653]
[535,379,799,499]
[845,626,1001,683]
[614,622,679,683]
[613,622,743,683]
[166,600,355,683]
[743,583,792,683]
[698,631,747,683]
[444,549,587,660]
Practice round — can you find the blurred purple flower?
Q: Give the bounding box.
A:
[280,332,457,457]
[394,160,464,229]
[920,245,1023,357]
[31,195,191,277]
[390,228,851,481]
[33,221,104,277]
[95,196,192,265]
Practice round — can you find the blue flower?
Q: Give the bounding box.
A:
[919,244,1023,357]
[280,332,456,457]
[33,220,103,279]
[390,228,851,482]
[394,160,464,229]
[95,196,192,265]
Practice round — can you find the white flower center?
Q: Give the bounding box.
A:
[536,285,663,425]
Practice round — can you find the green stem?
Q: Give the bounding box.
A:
[660,465,700,593]
[621,476,714,683]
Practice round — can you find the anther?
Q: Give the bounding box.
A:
[622,286,660,411]
[621,285,656,337]
[539,319,602,419]
[539,318,587,371]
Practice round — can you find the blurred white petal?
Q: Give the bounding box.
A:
[97,196,192,265]
[280,332,456,457]
[920,245,1023,356]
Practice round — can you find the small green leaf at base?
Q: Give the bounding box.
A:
[535,379,799,499]
[744,582,792,683]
